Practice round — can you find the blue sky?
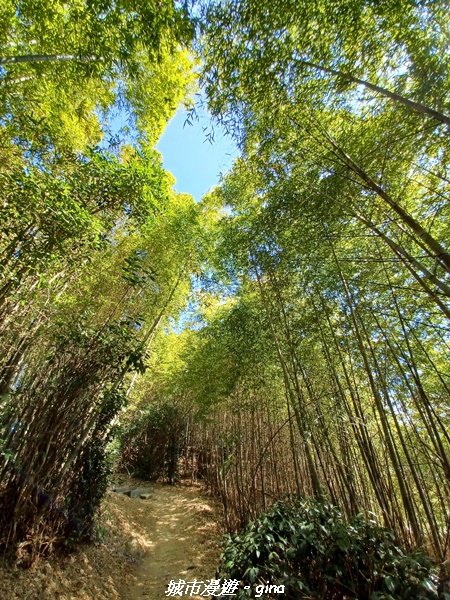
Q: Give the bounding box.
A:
[156,102,238,201]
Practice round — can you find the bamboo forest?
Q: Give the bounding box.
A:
[0,1,449,599]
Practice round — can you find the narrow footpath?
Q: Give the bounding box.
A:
[120,484,221,600]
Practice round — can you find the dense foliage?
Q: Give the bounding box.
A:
[0,0,199,563]
[178,0,449,565]
[120,402,185,483]
[218,497,441,599]
[0,1,448,593]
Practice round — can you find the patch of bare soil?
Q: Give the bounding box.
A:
[0,480,222,599]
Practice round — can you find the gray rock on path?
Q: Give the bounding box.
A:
[111,485,153,499]
[126,489,142,498]
[126,488,153,498]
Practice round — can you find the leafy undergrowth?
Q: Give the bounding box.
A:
[218,497,448,600]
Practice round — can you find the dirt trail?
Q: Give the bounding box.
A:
[120,484,221,600]
[0,481,221,600]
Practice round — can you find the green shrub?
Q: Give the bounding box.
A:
[119,402,183,482]
[64,387,126,545]
[218,497,441,599]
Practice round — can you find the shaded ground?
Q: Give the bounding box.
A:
[0,480,222,599]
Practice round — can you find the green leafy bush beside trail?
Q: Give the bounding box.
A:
[218,497,445,599]
[119,402,184,483]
